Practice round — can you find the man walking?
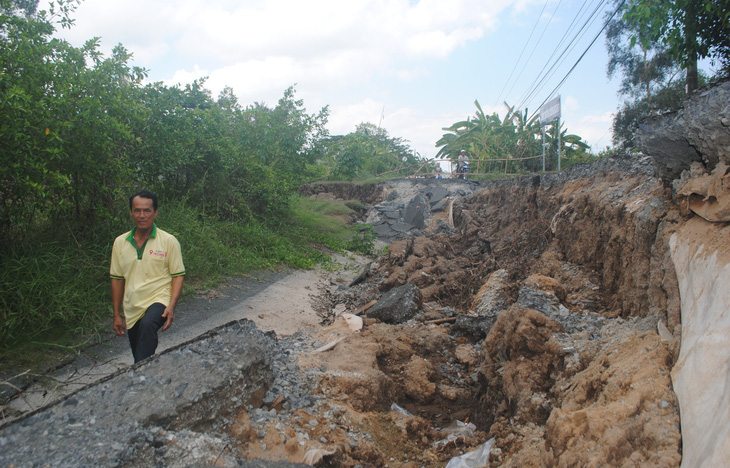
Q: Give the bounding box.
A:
[110,190,185,363]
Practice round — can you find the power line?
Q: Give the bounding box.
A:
[516,0,608,111]
[493,0,551,107]
[514,0,600,109]
[502,0,566,108]
[528,0,628,121]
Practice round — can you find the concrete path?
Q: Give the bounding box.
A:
[2,253,366,423]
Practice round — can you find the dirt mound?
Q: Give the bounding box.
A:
[228,316,488,467]
[223,155,683,467]
[292,155,682,466]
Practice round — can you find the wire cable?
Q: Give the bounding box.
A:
[528,0,627,121]
[493,0,551,107]
[502,0,566,107]
[514,0,599,108]
[516,0,608,111]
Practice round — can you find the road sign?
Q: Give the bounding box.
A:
[539,95,561,126]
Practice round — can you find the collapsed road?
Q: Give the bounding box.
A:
[1,80,729,467]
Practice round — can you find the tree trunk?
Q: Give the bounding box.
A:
[686,53,698,93]
[644,49,654,112]
[685,1,698,94]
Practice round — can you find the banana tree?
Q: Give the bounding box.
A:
[436,100,504,173]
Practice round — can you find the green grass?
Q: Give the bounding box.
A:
[290,197,359,241]
[295,197,355,217]
[0,195,367,370]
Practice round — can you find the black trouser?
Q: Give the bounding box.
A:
[127,302,166,363]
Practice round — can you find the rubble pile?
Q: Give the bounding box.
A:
[300,154,684,466]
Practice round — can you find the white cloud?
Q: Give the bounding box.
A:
[128,42,170,67]
[382,107,476,159]
[328,98,385,135]
[167,64,210,88]
[40,0,618,159]
[564,95,580,113]
[326,101,468,159]
[569,111,614,151]
[393,66,429,82]
[558,94,613,151]
[510,0,552,16]
[205,57,301,100]
[51,0,510,69]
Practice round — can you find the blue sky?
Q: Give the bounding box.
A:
[46,0,628,157]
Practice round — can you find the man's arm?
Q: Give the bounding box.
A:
[111,278,126,336]
[161,275,184,332]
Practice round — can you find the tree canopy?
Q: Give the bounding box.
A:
[323,123,425,181]
[604,0,723,149]
[0,0,335,246]
[621,0,730,82]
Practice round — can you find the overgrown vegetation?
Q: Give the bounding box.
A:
[0,194,370,363]
[0,1,377,359]
[604,0,728,149]
[321,122,435,181]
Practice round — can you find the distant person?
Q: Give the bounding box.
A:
[436,165,443,179]
[110,190,185,363]
[457,150,468,179]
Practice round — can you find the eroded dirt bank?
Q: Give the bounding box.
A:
[0,154,716,467]
[287,154,684,467]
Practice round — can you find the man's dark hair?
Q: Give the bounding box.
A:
[129,190,158,211]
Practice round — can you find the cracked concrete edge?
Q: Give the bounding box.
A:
[0,319,277,466]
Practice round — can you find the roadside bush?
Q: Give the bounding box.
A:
[345,224,377,256]
[0,242,108,348]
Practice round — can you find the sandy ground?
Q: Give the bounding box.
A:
[2,253,368,422]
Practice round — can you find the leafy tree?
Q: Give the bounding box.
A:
[605,4,682,110]
[436,100,502,163]
[238,86,329,183]
[620,0,730,91]
[49,40,148,221]
[0,0,335,244]
[0,0,90,242]
[326,123,420,180]
[604,0,720,148]
[1,0,38,16]
[329,133,365,180]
